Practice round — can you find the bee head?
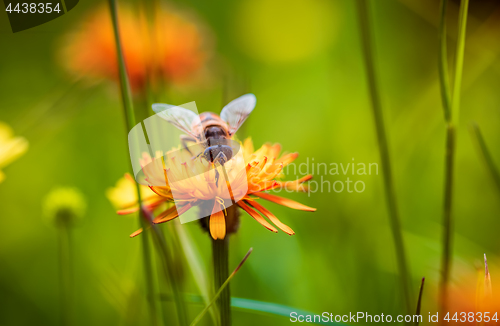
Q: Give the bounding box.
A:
[203,144,233,164]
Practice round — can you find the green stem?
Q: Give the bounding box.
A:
[440,124,456,311]
[108,1,160,325]
[213,238,231,326]
[451,0,469,127]
[438,0,469,312]
[438,0,451,123]
[356,0,412,313]
[58,225,72,326]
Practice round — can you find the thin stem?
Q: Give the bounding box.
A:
[213,238,231,326]
[356,0,412,313]
[438,0,452,123]
[438,0,469,312]
[108,1,160,325]
[451,0,469,127]
[58,225,72,326]
[440,124,456,311]
[108,0,135,133]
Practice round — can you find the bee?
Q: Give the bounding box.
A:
[152,94,256,165]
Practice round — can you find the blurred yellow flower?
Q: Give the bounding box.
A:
[106,173,167,215]
[60,3,212,93]
[0,122,28,183]
[117,138,315,240]
[43,187,87,227]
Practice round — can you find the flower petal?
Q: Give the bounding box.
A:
[274,175,313,192]
[247,200,295,235]
[117,206,140,215]
[152,205,177,223]
[276,152,298,166]
[130,228,143,237]
[154,203,193,224]
[268,143,281,159]
[210,209,226,240]
[253,192,316,212]
[238,200,277,233]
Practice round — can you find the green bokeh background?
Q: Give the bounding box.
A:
[1,0,500,325]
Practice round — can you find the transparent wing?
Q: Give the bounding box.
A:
[152,103,202,140]
[220,93,256,136]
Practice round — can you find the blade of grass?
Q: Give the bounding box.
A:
[190,248,253,326]
[108,1,160,325]
[356,0,412,313]
[469,123,500,194]
[231,298,346,325]
[438,0,469,313]
[415,278,425,326]
[160,294,347,325]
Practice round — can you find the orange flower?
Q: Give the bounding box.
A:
[440,257,500,325]
[119,138,315,239]
[60,4,211,92]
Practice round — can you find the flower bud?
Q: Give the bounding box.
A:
[43,187,87,227]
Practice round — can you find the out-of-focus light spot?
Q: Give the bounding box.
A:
[233,0,338,64]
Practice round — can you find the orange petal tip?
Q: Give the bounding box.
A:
[130,228,143,238]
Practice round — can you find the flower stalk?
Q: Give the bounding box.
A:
[212,228,231,326]
[58,223,72,326]
[356,0,412,313]
[43,187,86,326]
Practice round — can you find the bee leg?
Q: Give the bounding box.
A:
[180,135,197,155]
[213,152,228,186]
[191,151,204,161]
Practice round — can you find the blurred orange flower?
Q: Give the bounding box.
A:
[442,257,499,325]
[60,4,211,93]
[114,138,315,239]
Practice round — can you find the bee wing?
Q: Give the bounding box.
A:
[152,103,203,140]
[220,93,256,136]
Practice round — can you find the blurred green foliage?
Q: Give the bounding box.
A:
[1,0,500,325]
